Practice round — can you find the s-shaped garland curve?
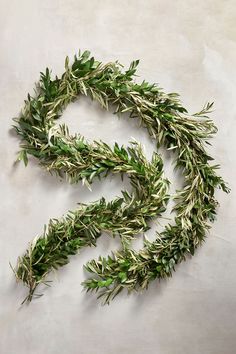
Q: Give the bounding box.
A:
[13,51,229,304]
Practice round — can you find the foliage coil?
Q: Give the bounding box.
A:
[13,51,229,304]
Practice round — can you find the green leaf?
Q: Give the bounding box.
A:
[118,272,127,283]
[17,150,28,166]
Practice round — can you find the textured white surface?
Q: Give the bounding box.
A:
[0,1,236,353]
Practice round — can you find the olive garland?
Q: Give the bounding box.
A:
[13,51,229,304]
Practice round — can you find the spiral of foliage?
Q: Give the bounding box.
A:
[13,50,229,304]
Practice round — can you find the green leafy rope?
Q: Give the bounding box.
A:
[13,50,229,304]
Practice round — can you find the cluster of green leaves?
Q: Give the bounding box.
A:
[13,50,229,304]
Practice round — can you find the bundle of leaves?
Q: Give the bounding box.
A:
[13,51,229,304]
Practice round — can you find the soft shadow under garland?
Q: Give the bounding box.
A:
[13,51,229,304]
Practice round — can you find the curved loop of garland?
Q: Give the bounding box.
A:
[13,50,229,304]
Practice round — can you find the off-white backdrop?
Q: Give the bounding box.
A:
[0,1,235,353]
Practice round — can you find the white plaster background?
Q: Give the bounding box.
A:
[0,1,236,353]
